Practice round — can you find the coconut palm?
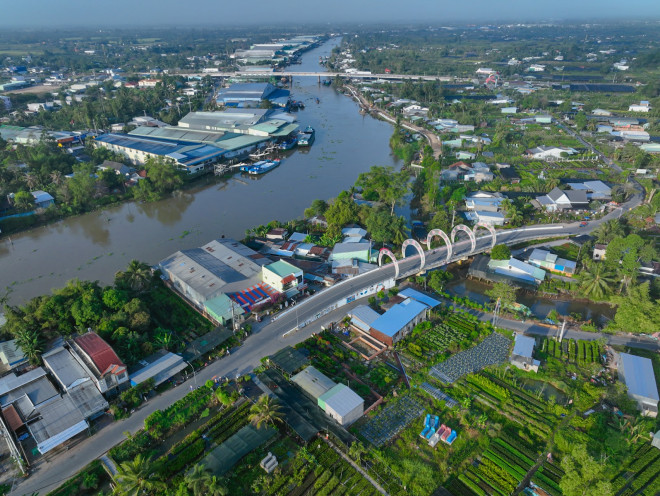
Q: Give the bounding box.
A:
[249,395,284,429]
[50,170,64,186]
[14,328,44,365]
[579,261,616,299]
[593,219,624,244]
[113,454,165,496]
[24,173,39,190]
[117,260,152,293]
[206,476,228,496]
[185,464,213,496]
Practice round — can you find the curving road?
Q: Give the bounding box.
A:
[11,189,644,496]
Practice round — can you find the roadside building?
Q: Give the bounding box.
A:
[629,101,652,113]
[158,238,270,309]
[510,334,540,373]
[129,350,187,387]
[330,241,372,264]
[369,298,430,346]
[465,211,505,226]
[527,249,576,276]
[317,384,364,426]
[564,180,611,201]
[617,352,659,417]
[262,260,304,296]
[71,332,128,396]
[349,305,381,333]
[203,294,245,326]
[534,187,589,212]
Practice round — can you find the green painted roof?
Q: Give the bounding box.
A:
[204,293,245,321]
[270,123,299,137]
[264,260,300,278]
[217,134,269,150]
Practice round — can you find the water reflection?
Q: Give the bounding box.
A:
[134,190,194,226]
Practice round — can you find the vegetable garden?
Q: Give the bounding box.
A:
[610,442,660,496]
[359,394,425,447]
[404,312,478,360]
[542,338,603,365]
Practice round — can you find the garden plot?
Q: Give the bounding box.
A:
[360,395,425,447]
[610,442,660,496]
[419,382,459,408]
[429,333,511,384]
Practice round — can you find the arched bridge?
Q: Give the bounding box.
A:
[378,223,497,278]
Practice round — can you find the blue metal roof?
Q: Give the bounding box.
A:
[620,353,659,401]
[512,334,535,358]
[398,288,440,308]
[371,298,428,338]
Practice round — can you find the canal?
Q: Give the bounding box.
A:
[0,38,403,305]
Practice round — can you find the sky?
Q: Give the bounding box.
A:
[2,0,660,27]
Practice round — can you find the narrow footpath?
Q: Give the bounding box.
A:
[320,435,389,496]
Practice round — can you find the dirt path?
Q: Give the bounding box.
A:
[344,85,444,159]
[321,435,389,496]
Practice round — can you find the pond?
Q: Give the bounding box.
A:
[519,377,569,405]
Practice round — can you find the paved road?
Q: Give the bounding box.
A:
[12,190,643,495]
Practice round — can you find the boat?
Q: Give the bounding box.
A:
[279,137,297,150]
[322,80,332,86]
[240,159,281,175]
[297,126,315,147]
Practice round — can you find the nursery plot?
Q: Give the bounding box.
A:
[430,333,511,384]
[360,395,425,447]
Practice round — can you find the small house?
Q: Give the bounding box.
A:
[262,260,303,296]
[31,190,54,209]
[593,244,607,261]
[617,352,659,417]
[317,384,364,426]
[510,334,540,373]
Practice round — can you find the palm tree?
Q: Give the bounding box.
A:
[579,262,616,299]
[50,171,64,186]
[24,173,39,190]
[113,454,165,496]
[249,395,284,429]
[206,476,228,496]
[118,260,152,293]
[593,219,624,244]
[185,464,213,496]
[14,328,43,365]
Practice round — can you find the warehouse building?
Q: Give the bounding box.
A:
[317,384,364,426]
[618,352,659,417]
[158,238,270,309]
[369,298,430,346]
[216,83,290,108]
[129,350,187,387]
[291,366,337,400]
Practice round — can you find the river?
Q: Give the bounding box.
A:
[0,38,403,306]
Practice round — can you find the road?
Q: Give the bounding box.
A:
[12,177,644,496]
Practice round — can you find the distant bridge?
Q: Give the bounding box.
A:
[178,71,453,82]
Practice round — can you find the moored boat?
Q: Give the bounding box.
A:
[247,159,281,175]
[279,137,297,150]
[297,126,315,146]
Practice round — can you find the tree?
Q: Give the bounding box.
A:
[304,199,328,219]
[249,395,284,429]
[144,156,183,194]
[185,464,213,496]
[14,328,44,365]
[348,441,366,464]
[490,244,511,260]
[610,282,660,334]
[115,260,153,293]
[206,476,228,496]
[113,454,166,496]
[559,444,613,496]
[68,163,97,208]
[578,261,616,299]
[485,282,517,309]
[356,166,409,215]
[429,208,450,233]
[324,192,358,234]
[13,191,34,212]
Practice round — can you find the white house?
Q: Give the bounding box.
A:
[535,187,588,212]
[629,101,652,113]
[526,146,577,160]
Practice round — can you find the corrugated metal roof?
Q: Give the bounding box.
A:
[264,260,300,278]
[398,288,440,308]
[371,298,428,338]
[319,384,364,418]
[2,404,23,431]
[42,347,91,390]
[0,340,26,367]
[291,366,336,399]
[349,305,381,332]
[620,353,659,401]
[130,352,186,387]
[74,333,124,376]
[67,382,108,419]
[512,334,535,359]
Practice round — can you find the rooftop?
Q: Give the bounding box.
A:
[130,351,186,387]
[350,305,381,332]
[318,384,364,417]
[512,334,535,359]
[264,260,301,278]
[291,366,337,399]
[74,333,125,376]
[371,298,428,338]
[620,352,659,401]
[398,288,441,308]
[42,347,91,390]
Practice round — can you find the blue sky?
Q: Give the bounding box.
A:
[2,0,660,27]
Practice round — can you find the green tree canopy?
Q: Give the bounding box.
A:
[485,281,517,308]
[559,444,613,496]
[610,282,660,334]
[490,244,511,260]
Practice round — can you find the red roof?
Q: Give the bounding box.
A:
[2,405,23,432]
[74,332,125,375]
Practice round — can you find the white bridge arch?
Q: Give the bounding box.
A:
[426,229,453,264]
[401,239,426,271]
[377,247,399,278]
[450,224,476,253]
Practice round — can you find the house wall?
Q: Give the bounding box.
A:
[325,403,363,426]
[262,267,302,293]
